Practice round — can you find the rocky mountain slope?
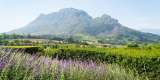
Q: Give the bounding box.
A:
[9,8,160,43]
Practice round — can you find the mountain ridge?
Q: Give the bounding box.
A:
[9,8,160,43]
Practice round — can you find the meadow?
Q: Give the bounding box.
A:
[41,46,160,80]
[1,43,160,80]
[0,37,160,80]
[0,49,141,80]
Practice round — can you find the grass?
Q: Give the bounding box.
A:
[41,47,160,80]
[1,45,160,79]
[40,47,160,60]
[2,45,160,58]
[1,46,39,48]
[65,47,160,58]
[0,49,142,80]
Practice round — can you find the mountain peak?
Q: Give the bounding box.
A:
[101,14,111,18]
[102,14,118,22]
[93,14,119,25]
[39,13,45,17]
[58,8,89,17]
[59,8,80,11]
[36,13,45,19]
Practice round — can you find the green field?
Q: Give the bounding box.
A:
[1,44,160,80]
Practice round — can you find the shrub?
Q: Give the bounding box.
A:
[43,47,160,80]
[127,43,139,48]
[1,46,43,54]
[0,50,141,80]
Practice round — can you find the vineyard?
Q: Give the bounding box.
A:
[1,44,160,80]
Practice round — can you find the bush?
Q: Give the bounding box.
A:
[1,46,43,54]
[43,47,160,80]
[127,43,139,48]
[0,50,141,80]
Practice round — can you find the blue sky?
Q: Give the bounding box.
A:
[0,0,160,33]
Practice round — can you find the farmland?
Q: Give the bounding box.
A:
[0,34,160,80]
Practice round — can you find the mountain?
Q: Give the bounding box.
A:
[141,29,160,35]
[11,8,92,35]
[9,8,160,44]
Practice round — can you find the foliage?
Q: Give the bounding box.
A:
[1,46,43,54]
[1,43,160,79]
[0,33,24,39]
[127,43,139,48]
[41,47,160,80]
[0,50,141,80]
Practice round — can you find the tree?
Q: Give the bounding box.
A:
[127,43,139,48]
